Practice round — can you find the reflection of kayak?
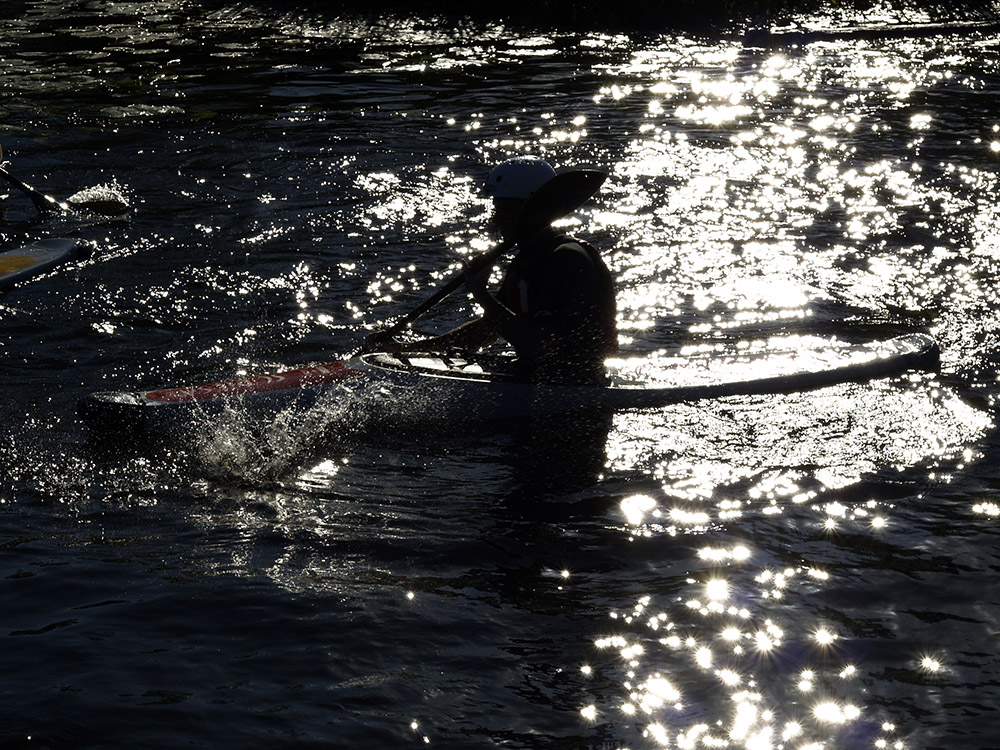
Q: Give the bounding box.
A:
[0,239,85,291]
[79,333,939,440]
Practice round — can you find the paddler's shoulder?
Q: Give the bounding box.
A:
[549,235,603,273]
[523,226,587,255]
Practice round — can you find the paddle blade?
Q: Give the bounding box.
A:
[517,169,607,236]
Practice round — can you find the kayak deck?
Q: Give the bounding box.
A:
[0,238,87,291]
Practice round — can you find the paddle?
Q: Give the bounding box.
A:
[0,145,128,217]
[0,164,64,214]
[363,168,607,349]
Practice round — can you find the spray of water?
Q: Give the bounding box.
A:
[190,382,388,485]
[66,181,131,215]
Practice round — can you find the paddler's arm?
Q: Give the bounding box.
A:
[368,255,510,355]
[464,260,548,356]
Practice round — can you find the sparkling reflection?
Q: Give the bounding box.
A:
[2,6,996,749]
[588,574,906,749]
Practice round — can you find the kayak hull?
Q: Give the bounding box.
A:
[78,334,940,442]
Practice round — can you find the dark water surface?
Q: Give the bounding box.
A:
[1,2,999,748]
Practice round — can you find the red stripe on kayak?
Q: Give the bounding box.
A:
[145,361,362,403]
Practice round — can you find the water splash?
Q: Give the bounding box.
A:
[189,382,390,485]
[66,181,131,215]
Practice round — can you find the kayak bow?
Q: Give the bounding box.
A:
[0,238,87,291]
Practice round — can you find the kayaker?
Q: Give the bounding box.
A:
[368,157,617,385]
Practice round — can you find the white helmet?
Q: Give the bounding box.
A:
[483,157,556,200]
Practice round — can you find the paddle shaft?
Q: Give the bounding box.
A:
[0,165,67,214]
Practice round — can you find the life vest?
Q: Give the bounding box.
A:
[499,231,618,383]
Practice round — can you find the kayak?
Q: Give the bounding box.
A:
[0,238,86,291]
[79,333,939,440]
[746,19,1000,46]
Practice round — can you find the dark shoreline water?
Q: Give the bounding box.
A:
[2,1,1000,748]
[199,0,1000,32]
